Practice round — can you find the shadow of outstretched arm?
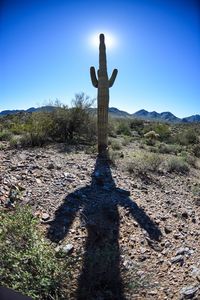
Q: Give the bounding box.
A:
[119,195,162,241]
[47,192,81,243]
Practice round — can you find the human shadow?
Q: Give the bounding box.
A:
[47,156,162,299]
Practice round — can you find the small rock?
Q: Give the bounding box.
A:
[194,197,200,206]
[55,246,61,252]
[5,198,15,208]
[182,211,189,219]
[62,244,74,254]
[176,247,190,256]
[138,254,149,262]
[148,290,158,296]
[41,212,50,221]
[47,163,54,170]
[180,285,199,299]
[140,247,147,254]
[64,173,76,182]
[191,267,200,280]
[35,178,42,185]
[164,225,173,234]
[171,255,184,265]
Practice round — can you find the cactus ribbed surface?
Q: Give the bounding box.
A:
[90,33,118,156]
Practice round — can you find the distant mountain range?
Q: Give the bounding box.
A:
[108,108,200,123]
[0,106,54,116]
[0,106,199,123]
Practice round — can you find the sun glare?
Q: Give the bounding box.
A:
[90,32,117,49]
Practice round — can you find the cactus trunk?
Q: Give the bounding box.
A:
[90,33,118,157]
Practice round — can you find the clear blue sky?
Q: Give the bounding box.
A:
[0,0,199,117]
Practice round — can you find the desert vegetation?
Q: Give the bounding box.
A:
[0,93,96,148]
[0,99,200,299]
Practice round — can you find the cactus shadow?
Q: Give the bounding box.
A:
[47,157,162,299]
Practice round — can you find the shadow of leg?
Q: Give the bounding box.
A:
[77,197,125,300]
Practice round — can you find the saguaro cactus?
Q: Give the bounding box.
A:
[90,33,118,156]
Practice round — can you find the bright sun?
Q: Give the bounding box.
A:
[90,32,117,49]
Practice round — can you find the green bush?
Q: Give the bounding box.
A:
[4,94,97,148]
[175,128,199,146]
[108,149,123,165]
[166,157,189,174]
[129,119,144,134]
[116,121,131,136]
[110,139,122,150]
[20,132,48,147]
[180,151,197,168]
[191,184,200,197]
[143,123,171,142]
[0,130,12,141]
[152,123,171,142]
[9,136,21,148]
[127,151,162,174]
[122,136,132,146]
[0,206,72,299]
[0,142,5,150]
[108,118,117,137]
[144,130,159,146]
[158,143,181,155]
[192,144,200,158]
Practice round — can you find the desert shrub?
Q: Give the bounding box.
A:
[5,94,97,148]
[116,121,131,136]
[186,155,197,168]
[110,139,122,150]
[66,93,96,142]
[49,105,70,141]
[158,143,181,155]
[108,118,117,137]
[10,123,26,135]
[180,151,197,168]
[20,132,48,147]
[191,184,200,197]
[192,144,200,158]
[0,143,5,150]
[9,136,21,148]
[127,151,162,174]
[129,119,144,134]
[143,123,171,142]
[152,123,171,142]
[144,130,159,146]
[108,149,123,165]
[84,145,97,154]
[166,157,189,174]
[175,128,199,146]
[0,205,72,299]
[122,136,132,146]
[17,111,55,147]
[0,130,12,141]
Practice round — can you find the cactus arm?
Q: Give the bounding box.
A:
[109,69,118,87]
[90,66,98,88]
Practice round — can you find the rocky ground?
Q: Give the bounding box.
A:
[0,142,200,300]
